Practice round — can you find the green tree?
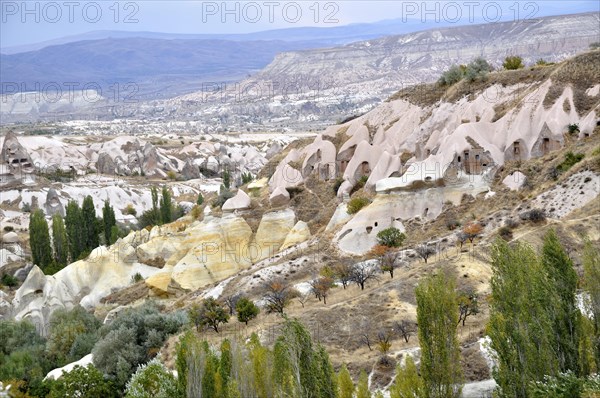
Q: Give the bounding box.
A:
[338,364,355,398]
[189,298,230,333]
[235,297,260,325]
[416,272,463,398]
[273,318,337,398]
[49,364,118,398]
[47,306,100,366]
[503,56,525,70]
[65,200,84,261]
[541,230,580,374]
[196,192,204,205]
[51,214,69,267]
[219,339,232,391]
[160,186,172,225]
[102,200,117,245]
[356,370,371,398]
[582,240,600,370]
[390,356,424,398]
[124,358,180,398]
[81,196,99,252]
[376,227,406,248]
[488,239,559,397]
[29,209,52,269]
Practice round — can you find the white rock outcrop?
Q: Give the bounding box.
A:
[222,190,251,211]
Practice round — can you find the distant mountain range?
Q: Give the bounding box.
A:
[1,12,599,127]
[0,17,473,99]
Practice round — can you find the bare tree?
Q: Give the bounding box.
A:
[370,245,402,279]
[332,260,354,289]
[310,276,333,304]
[263,280,299,315]
[456,231,469,249]
[297,292,310,308]
[463,222,483,244]
[224,293,242,316]
[376,329,392,355]
[415,244,436,264]
[351,261,380,290]
[394,319,416,343]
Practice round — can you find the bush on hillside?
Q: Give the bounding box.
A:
[503,56,524,70]
[347,197,371,214]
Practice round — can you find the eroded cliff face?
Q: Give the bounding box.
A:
[10,208,311,333]
[269,51,600,254]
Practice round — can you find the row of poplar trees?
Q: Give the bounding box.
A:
[29,196,117,273]
[406,229,600,398]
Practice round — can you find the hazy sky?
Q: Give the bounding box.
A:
[1,0,598,48]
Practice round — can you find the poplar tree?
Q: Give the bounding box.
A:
[488,239,558,397]
[416,272,463,398]
[160,186,172,224]
[65,200,83,261]
[81,195,99,251]
[51,214,69,267]
[540,230,580,374]
[102,200,116,245]
[582,240,600,370]
[337,364,355,398]
[390,356,424,398]
[29,209,52,269]
[356,370,371,398]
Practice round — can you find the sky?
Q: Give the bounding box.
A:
[1,0,599,49]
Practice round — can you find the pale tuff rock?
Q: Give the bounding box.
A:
[45,354,93,380]
[254,208,296,261]
[502,171,527,191]
[222,190,251,211]
[301,135,336,180]
[182,159,202,179]
[248,177,268,191]
[325,203,352,232]
[281,221,311,250]
[269,186,290,206]
[171,215,253,290]
[2,231,19,243]
[44,188,65,218]
[265,141,283,159]
[268,149,303,192]
[11,244,163,335]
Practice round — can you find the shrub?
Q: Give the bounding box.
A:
[503,56,524,70]
[47,305,101,366]
[124,358,180,398]
[520,209,546,223]
[376,227,406,248]
[590,42,600,49]
[212,189,234,209]
[333,178,344,194]
[498,226,513,241]
[347,197,371,214]
[92,302,186,390]
[190,205,202,220]
[1,273,18,287]
[557,152,584,173]
[3,225,14,232]
[445,219,460,231]
[196,193,204,206]
[241,172,254,185]
[438,65,465,86]
[188,298,229,333]
[131,272,144,284]
[167,171,177,180]
[568,124,580,135]
[123,204,137,216]
[21,202,31,213]
[49,364,118,398]
[465,57,491,82]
